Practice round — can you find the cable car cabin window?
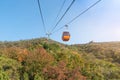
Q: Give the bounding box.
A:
[62,31,70,41]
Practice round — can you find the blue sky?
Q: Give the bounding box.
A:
[0,0,120,44]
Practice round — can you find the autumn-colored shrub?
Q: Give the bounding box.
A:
[43,61,86,80]
[23,47,54,80]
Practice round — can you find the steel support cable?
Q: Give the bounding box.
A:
[52,0,101,34]
[48,0,66,33]
[50,0,76,33]
[67,0,101,24]
[37,0,47,33]
[55,0,67,22]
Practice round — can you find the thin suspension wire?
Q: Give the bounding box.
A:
[67,0,101,25]
[48,0,66,32]
[55,0,67,22]
[52,0,101,34]
[50,0,76,33]
[37,0,47,33]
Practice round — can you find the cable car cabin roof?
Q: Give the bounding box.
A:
[62,31,70,41]
[62,31,70,36]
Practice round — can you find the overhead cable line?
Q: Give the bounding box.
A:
[52,0,101,34]
[37,0,47,33]
[54,0,66,22]
[67,0,101,24]
[50,0,76,33]
[47,0,66,35]
[48,0,66,33]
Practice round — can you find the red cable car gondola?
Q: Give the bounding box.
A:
[62,31,70,41]
[62,25,70,41]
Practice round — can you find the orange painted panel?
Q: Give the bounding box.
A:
[62,36,70,41]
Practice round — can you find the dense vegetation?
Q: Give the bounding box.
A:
[0,38,120,80]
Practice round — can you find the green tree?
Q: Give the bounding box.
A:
[0,55,21,80]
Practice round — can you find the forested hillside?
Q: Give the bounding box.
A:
[0,38,120,80]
